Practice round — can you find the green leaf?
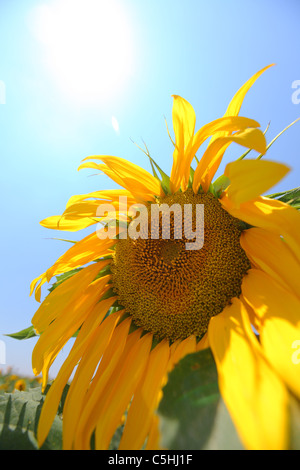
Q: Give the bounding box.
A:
[5,325,37,341]
[158,348,243,450]
[266,186,300,209]
[0,386,62,450]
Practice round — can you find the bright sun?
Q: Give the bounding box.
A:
[29,0,134,103]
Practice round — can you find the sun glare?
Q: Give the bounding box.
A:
[29,0,134,103]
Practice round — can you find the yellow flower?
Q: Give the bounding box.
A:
[14,379,26,392]
[7,374,18,382]
[30,64,300,450]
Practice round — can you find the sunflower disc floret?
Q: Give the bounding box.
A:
[112,189,251,340]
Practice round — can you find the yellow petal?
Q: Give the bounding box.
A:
[32,260,110,332]
[209,64,275,145]
[40,215,97,231]
[242,268,300,399]
[34,284,113,385]
[172,115,261,193]
[30,273,48,302]
[170,95,196,192]
[62,200,106,218]
[94,332,153,450]
[170,335,197,369]
[79,162,148,199]
[225,65,275,116]
[119,339,171,450]
[224,159,290,207]
[65,189,135,208]
[221,195,300,263]
[58,310,122,448]
[193,128,267,193]
[36,298,118,447]
[64,316,132,450]
[62,197,135,221]
[44,231,115,282]
[79,161,156,203]
[208,297,288,450]
[240,228,300,299]
[172,95,196,149]
[196,332,209,351]
[79,160,130,187]
[82,155,164,199]
[145,414,161,450]
[32,276,113,376]
[74,327,142,449]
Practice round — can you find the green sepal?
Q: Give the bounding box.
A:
[188,166,195,189]
[266,186,300,210]
[212,174,231,197]
[48,268,82,293]
[95,263,111,279]
[130,138,171,195]
[46,237,77,244]
[237,121,270,161]
[208,182,217,197]
[148,155,172,195]
[4,325,37,341]
[256,118,300,160]
[99,287,116,302]
[8,259,114,343]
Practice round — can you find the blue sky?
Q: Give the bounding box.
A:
[1,0,300,377]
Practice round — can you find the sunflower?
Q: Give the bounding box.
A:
[14,379,27,392]
[30,64,300,450]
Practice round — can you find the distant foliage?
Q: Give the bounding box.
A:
[0,368,42,394]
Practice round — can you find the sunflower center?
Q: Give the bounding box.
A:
[111,189,251,341]
[160,240,184,265]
